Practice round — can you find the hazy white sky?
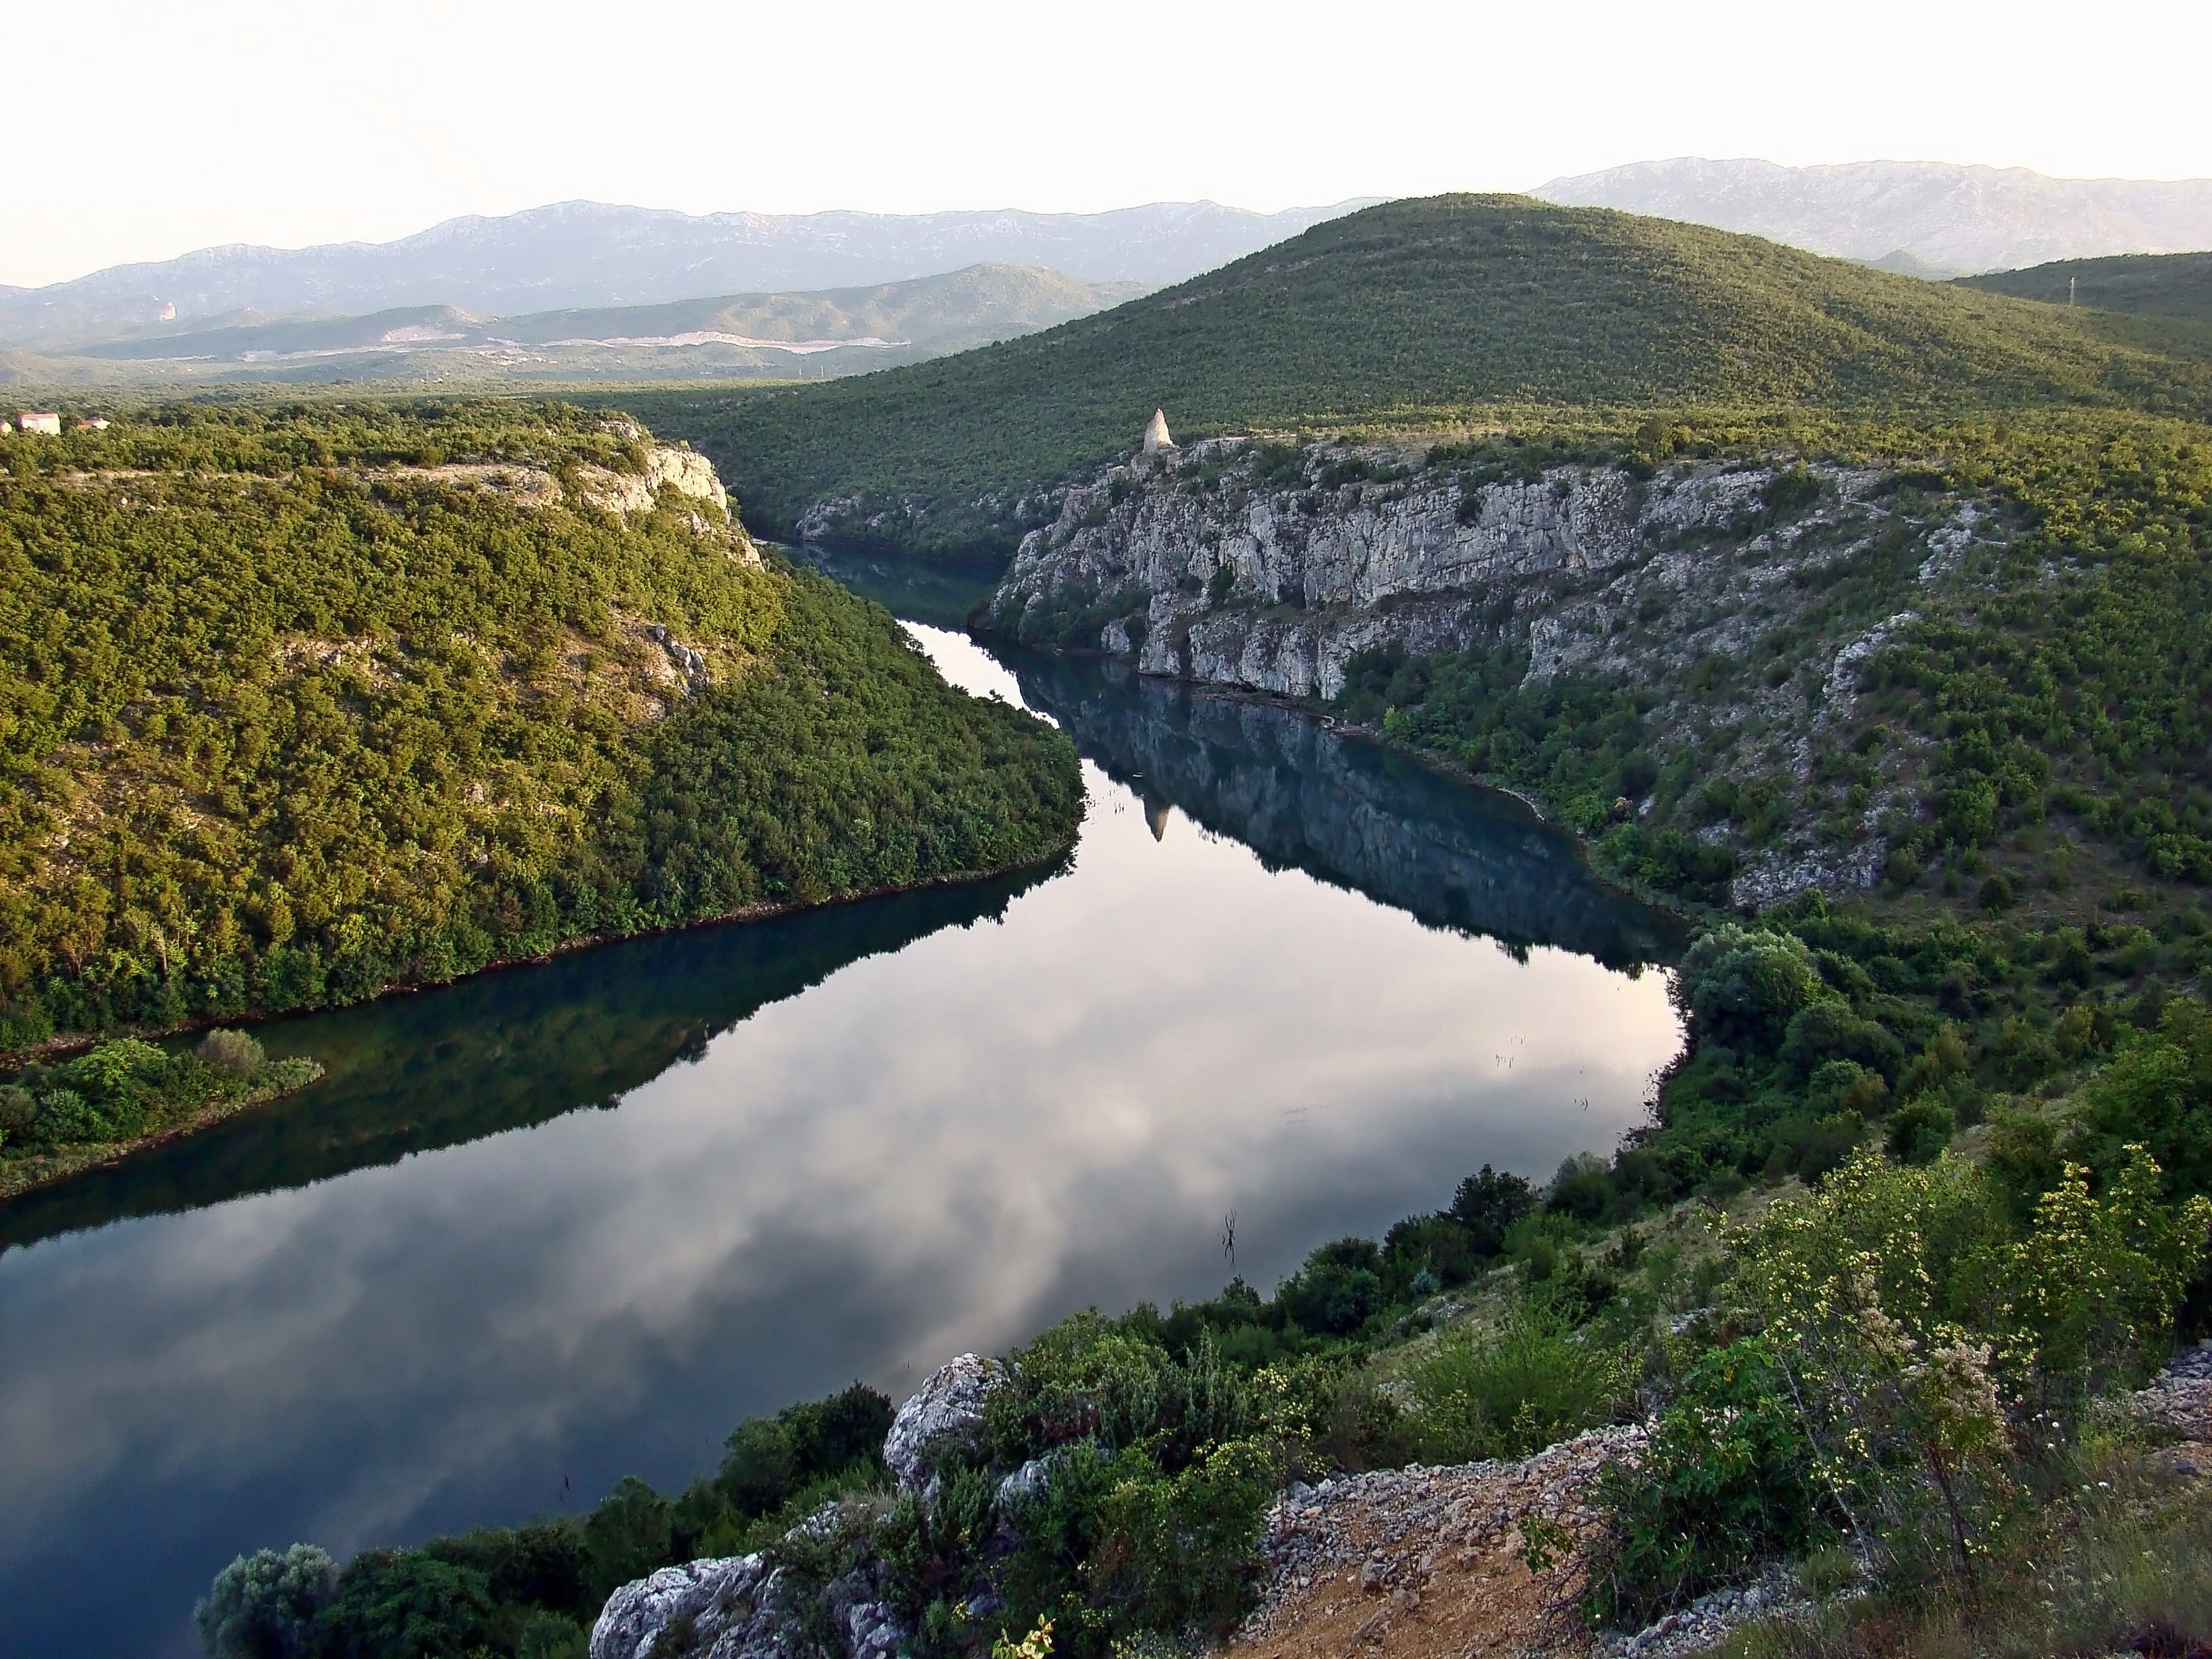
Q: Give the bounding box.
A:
[5,0,2208,289]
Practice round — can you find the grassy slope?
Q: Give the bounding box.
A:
[0,401,1081,1048]
[623,194,2212,556]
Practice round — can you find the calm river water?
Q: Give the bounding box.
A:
[0,592,1685,1656]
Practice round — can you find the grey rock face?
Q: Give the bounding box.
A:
[590,1553,785,1659]
[883,1353,1008,1490]
[643,623,711,698]
[995,1454,1054,1511]
[991,446,1767,700]
[988,438,1994,909]
[588,1516,912,1659]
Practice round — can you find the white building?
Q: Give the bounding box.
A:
[16,413,61,435]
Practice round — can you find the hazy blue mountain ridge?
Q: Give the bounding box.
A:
[33,265,1151,384]
[0,198,1367,348]
[1536,157,2212,275]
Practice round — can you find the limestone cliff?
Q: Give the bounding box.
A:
[983,437,1997,907]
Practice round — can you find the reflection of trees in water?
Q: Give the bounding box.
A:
[0,871,1052,1253]
[1012,653,1685,971]
[4,643,1678,1252]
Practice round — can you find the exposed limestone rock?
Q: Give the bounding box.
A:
[644,623,710,698]
[581,445,733,518]
[590,1553,782,1659]
[986,438,1994,907]
[1143,409,1174,453]
[883,1352,1008,1490]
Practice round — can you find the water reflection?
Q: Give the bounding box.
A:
[0,873,1052,1254]
[1009,653,1683,968]
[0,623,1684,1658]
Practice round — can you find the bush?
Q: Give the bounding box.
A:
[1448,1164,1536,1254]
[516,1613,588,1659]
[1403,1299,1632,1462]
[318,1549,495,1659]
[582,1476,672,1603]
[0,1084,35,1143]
[1778,998,1905,1083]
[1588,1339,1821,1626]
[195,1544,337,1659]
[1675,926,1826,1052]
[198,1028,268,1078]
[1806,1059,1890,1119]
[1775,1111,1867,1181]
[1886,1098,1956,1165]
[1277,1239,1386,1337]
[1089,1439,1275,1639]
[31,1087,104,1146]
[2065,998,2212,1202]
[1547,1153,1618,1223]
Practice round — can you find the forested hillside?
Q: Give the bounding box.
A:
[0,402,1081,1050]
[1961,248,2212,324]
[623,194,2212,558]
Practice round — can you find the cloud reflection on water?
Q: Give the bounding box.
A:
[0,631,1682,1658]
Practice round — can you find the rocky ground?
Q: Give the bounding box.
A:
[1232,1428,1641,1659]
[594,1344,2212,1659]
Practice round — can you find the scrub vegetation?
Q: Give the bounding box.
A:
[0,401,1082,1063]
[0,1026,321,1197]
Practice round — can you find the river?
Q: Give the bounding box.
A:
[0,582,1685,1656]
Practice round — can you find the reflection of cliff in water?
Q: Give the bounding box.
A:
[1013,653,1685,970]
[0,870,1052,1253]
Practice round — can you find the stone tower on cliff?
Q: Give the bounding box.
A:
[1142,409,1174,453]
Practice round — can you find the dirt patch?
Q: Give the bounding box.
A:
[1231,1427,1641,1659]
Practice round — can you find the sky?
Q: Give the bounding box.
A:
[5,0,2210,289]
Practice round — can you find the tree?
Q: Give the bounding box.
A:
[195,1544,336,1659]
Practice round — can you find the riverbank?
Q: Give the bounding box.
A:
[0,1057,325,1202]
[0,844,1078,1075]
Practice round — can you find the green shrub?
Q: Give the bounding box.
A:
[0,1084,34,1143]
[1448,1164,1536,1254]
[1276,1240,1387,1337]
[31,1087,104,1146]
[1403,1299,1632,1462]
[317,1549,495,1659]
[1779,999,1906,1083]
[581,1476,672,1603]
[1885,1097,1956,1165]
[1588,1339,1821,1626]
[198,1028,268,1078]
[1088,1439,1275,1641]
[515,1613,588,1659]
[1675,926,1826,1052]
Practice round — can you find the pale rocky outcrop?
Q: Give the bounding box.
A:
[882,1352,1008,1490]
[643,623,710,698]
[993,449,1785,699]
[581,444,732,518]
[987,439,1993,907]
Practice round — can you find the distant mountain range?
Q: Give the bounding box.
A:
[1534,159,2212,276]
[5,264,1148,386]
[0,199,1368,350]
